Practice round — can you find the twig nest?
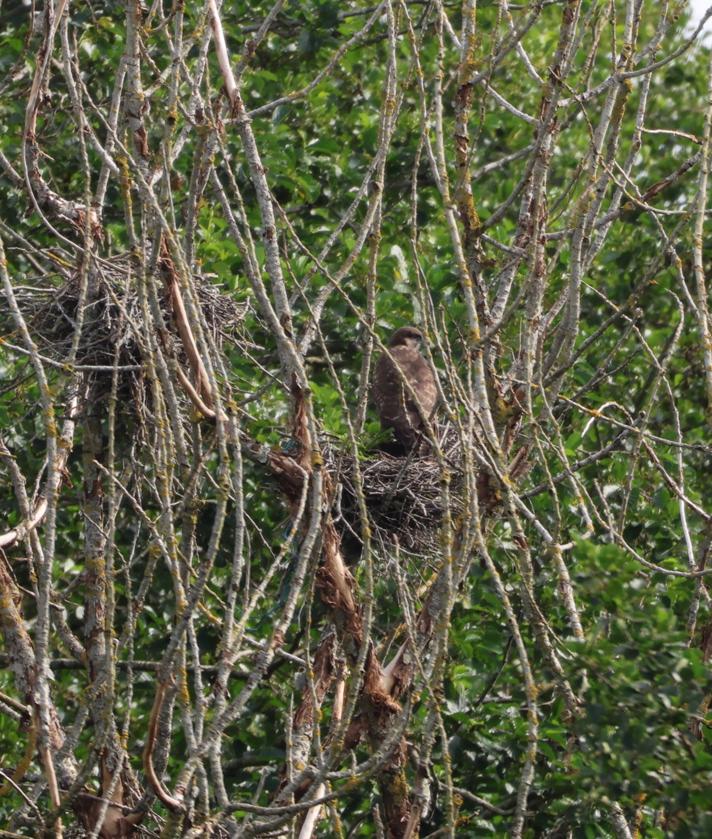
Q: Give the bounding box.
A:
[24,251,249,406]
[325,424,463,555]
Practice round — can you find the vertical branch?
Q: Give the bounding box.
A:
[453,0,490,328]
[693,47,712,421]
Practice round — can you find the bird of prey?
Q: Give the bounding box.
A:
[373,326,438,454]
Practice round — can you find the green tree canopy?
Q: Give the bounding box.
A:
[1,1,712,837]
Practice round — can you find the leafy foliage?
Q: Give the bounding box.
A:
[0,1,712,837]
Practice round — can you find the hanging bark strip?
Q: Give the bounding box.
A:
[250,371,412,835]
[159,238,215,411]
[142,679,184,814]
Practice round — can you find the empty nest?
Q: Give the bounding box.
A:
[23,250,248,392]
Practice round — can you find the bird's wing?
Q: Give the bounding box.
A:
[373,353,402,424]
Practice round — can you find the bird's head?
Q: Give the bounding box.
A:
[388,326,424,350]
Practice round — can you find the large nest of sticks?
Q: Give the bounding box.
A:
[24,251,248,389]
[325,425,464,556]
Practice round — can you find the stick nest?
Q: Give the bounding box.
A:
[325,425,464,556]
[20,251,249,406]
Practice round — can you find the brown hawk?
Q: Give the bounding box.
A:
[373,326,438,453]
